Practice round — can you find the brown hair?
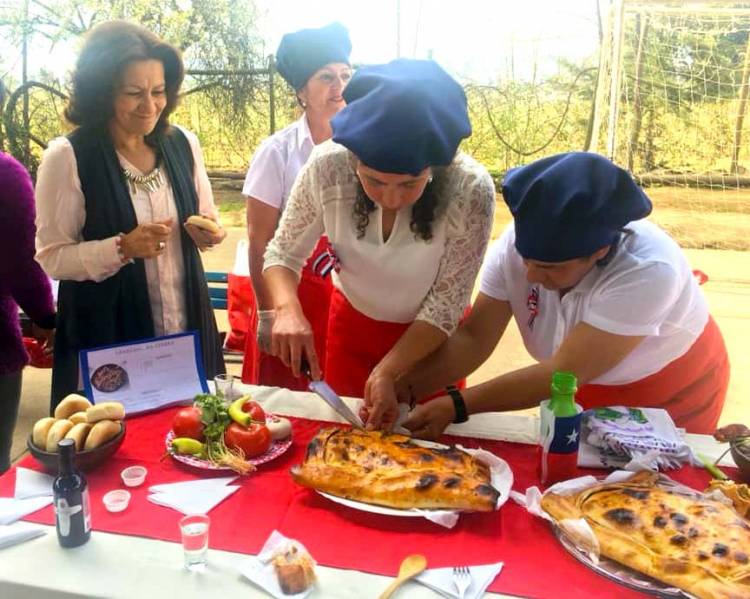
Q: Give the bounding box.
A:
[65,20,184,144]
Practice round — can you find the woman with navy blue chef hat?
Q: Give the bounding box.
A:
[395,152,729,438]
[240,23,352,390]
[263,59,495,427]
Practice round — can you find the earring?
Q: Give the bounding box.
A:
[427,175,434,184]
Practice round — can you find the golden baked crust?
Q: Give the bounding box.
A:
[541,471,750,599]
[291,427,499,511]
[706,480,750,520]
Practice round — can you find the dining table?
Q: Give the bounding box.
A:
[0,382,736,599]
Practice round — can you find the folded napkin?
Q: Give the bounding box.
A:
[239,530,315,599]
[0,497,53,525]
[148,476,237,495]
[0,523,47,550]
[14,468,54,500]
[147,477,240,515]
[415,562,504,599]
[579,407,695,471]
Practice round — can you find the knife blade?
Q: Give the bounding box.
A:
[301,357,364,429]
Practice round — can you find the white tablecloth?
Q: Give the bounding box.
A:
[0,384,730,599]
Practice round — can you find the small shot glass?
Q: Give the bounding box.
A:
[214,374,235,402]
[179,514,210,572]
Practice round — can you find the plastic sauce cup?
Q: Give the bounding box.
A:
[121,466,147,487]
[103,489,131,513]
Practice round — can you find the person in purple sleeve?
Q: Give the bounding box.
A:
[0,152,56,473]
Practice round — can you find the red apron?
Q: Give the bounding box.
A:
[324,288,466,399]
[241,237,332,390]
[576,316,729,434]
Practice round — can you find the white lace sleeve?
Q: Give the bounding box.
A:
[415,161,496,335]
[262,154,324,276]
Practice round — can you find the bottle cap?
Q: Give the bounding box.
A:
[551,371,577,395]
[58,438,74,449]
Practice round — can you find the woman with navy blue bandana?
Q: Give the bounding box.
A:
[241,22,352,391]
[398,152,729,437]
[263,59,496,428]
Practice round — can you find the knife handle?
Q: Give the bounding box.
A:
[300,355,313,378]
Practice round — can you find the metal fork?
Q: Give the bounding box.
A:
[452,566,471,599]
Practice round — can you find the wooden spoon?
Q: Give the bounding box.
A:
[378,554,428,599]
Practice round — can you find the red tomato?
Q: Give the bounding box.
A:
[240,400,266,423]
[172,407,204,441]
[224,422,271,458]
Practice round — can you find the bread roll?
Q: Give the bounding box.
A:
[273,547,316,595]
[32,417,57,449]
[54,394,92,420]
[84,420,121,450]
[45,419,75,452]
[86,401,125,423]
[64,422,92,451]
[186,215,220,234]
[68,411,88,425]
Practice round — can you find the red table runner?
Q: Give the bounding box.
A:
[0,408,728,598]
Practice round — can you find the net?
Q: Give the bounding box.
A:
[592,1,750,250]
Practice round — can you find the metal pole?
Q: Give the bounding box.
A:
[22,0,30,164]
[606,0,626,160]
[268,54,276,135]
[396,0,401,58]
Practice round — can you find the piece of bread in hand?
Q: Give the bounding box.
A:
[186,215,220,234]
[54,394,92,420]
[46,419,75,452]
[273,546,316,595]
[32,417,57,449]
[86,401,125,423]
[84,419,122,450]
[64,422,93,451]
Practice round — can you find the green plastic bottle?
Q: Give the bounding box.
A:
[548,371,578,417]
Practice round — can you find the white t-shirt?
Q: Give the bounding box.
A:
[242,115,314,212]
[264,141,496,334]
[479,220,709,384]
[35,126,218,337]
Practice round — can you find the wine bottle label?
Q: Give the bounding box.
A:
[82,488,92,533]
[55,497,83,538]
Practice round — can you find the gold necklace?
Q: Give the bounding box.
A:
[122,167,165,195]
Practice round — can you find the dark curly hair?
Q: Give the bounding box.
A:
[64,20,184,145]
[352,167,448,241]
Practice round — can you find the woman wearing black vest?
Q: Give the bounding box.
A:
[35,21,226,411]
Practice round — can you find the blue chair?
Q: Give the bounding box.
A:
[205,271,228,310]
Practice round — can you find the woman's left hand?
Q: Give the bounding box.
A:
[184,217,226,251]
[401,395,455,440]
[362,369,401,430]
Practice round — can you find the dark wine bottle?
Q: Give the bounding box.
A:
[53,438,91,547]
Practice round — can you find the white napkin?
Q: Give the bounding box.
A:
[415,562,504,599]
[148,484,239,515]
[0,523,47,550]
[0,497,53,525]
[14,468,54,499]
[239,530,316,599]
[148,476,237,495]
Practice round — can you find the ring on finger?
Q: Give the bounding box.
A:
[157,241,166,251]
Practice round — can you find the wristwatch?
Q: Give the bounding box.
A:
[446,385,469,423]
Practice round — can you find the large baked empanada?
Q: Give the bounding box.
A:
[291,427,499,511]
[541,471,750,599]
